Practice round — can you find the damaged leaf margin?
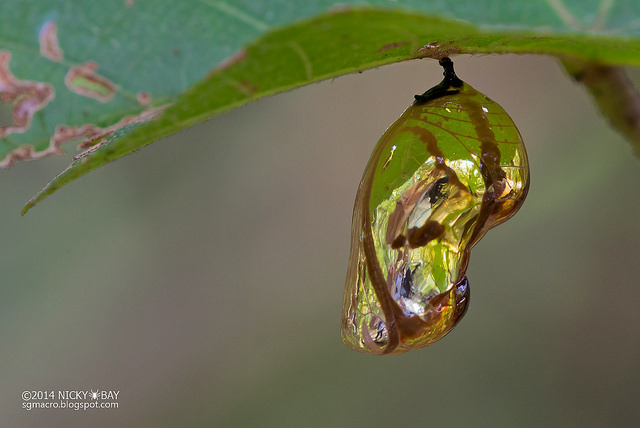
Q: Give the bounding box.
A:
[0,46,163,169]
[0,51,55,144]
[39,20,64,62]
[65,61,117,103]
[22,120,152,215]
[0,17,153,167]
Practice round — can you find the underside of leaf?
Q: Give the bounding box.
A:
[0,4,636,213]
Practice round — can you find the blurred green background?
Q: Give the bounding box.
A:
[1,54,639,427]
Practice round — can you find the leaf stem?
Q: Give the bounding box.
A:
[562,59,640,158]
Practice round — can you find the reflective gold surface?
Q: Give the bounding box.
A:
[342,60,529,354]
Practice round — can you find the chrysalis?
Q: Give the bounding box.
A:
[341,58,529,355]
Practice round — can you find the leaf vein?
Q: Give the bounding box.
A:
[197,0,269,32]
[288,41,313,80]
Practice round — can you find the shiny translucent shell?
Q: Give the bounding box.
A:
[341,63,530,355]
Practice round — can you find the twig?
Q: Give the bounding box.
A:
[563,58,640,158]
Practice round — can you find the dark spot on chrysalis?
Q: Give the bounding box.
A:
[391,235,406,249]
[429,176,449,204]
[400,265,418,297]
[408,220,445,248]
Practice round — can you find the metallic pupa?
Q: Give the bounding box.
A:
[341,58,529,355]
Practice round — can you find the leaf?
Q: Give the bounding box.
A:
[0,1,638,213]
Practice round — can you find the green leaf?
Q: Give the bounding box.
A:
[1,1,638,213]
